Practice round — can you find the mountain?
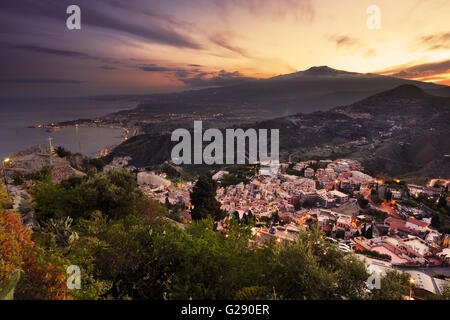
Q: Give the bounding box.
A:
[90,66,449,137]
[268,84,450,182]
[126,66,447,114]
[107,85,450,182]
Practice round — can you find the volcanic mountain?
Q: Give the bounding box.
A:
[121,66,449,115]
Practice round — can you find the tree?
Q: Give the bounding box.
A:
[272,210,280,224]
[336,229,345,239]
[232,211,240,222]
[245,210,255,225]
[264,225,369,300]
[431,215,441,229]
[55,146,70,158]
[302,199,315,208]
[12,171,25,186]
[357,195,369,209]
[366,225,373,239]
[370,270,410,300]
[384,189,393,201]
[235,286,273,300]
[80,169,143,219]
[151,218,259,300]
[0,183,12,210]
[190,175,224,221]
[294,198,302,211]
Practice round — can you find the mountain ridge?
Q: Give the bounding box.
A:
[107,84,450,182]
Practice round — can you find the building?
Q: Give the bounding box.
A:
[328,190,349,203]
[212,170,229,181]
[304,167,315,178]
[137,172,171,187]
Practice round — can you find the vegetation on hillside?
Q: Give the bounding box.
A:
[1,169,448,300]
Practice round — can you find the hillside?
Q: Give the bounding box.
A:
[107,85,450,182]
[88,66,449,137]
[134,66,447,113]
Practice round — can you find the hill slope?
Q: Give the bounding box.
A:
[108,85,450,182]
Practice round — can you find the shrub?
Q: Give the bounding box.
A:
[0,209,69,300]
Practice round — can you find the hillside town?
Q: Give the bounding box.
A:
[2,143,449,299]
[126,157,450,297]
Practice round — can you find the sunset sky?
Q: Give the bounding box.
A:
[0,0,449,96]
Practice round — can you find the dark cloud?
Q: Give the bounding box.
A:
[137,64,202,77]
[135,61,256,87]
[9,44,90,59]
[0,79,86,84]
[99,65,117,70]
[179,70,256,87]
[175,70,193,78]
[138,64,180,72]
[9,43,125,70]
[377,59,450,80]
[105,0,196,30]
[0,1,201,49]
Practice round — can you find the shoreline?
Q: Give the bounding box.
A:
[31,123,134,159]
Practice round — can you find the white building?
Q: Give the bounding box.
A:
[304,167,315,178]
[137,172,171,187]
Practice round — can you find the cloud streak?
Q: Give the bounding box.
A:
[1,1,202,50]
[328,35,361,49]
[178,70,255,87]
[0,78,86,84]
[415,32,450,51]
[10,44,90,58]
[213,0,314,22]
[375,59,450,84]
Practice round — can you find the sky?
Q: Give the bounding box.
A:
[0,0,449,97]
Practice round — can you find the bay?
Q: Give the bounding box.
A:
[0,97,135,160]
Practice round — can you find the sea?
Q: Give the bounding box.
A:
[0,97,136,160]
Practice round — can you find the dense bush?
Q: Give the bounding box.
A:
[0,209,69,300]
[33,169,143,221]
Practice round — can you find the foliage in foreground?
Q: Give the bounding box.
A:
[0,209,69,300]
[2,169,447,300]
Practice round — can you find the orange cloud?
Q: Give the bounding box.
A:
[375,59,450,85]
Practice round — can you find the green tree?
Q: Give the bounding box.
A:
[263,226,368,299]
[55,146,70,158]
[371,270,411,300]
[190,175,224,221]
[33,182,86,221]
[272,210,280,224]
[152,218,260,299]
[80,169,143,219]
[357,195,369,209]
[384,189,393,201]
[366,225,373,239]
[431,215,441,229]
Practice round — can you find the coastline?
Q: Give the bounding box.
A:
[31,121,137,158]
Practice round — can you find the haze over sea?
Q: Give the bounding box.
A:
[0,97,135,160]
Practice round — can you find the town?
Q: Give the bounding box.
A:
[130,158,450,298]
[2,142,449,299]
